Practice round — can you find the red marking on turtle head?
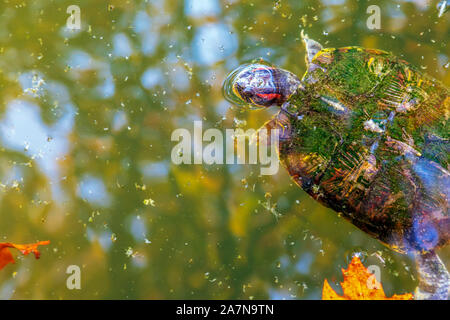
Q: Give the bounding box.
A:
[256,93,281,101]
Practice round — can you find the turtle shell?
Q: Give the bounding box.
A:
[265,44,450,253]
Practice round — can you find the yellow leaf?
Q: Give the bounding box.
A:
[322,256,413,300]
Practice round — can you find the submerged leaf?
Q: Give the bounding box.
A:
[322,256,413,300]
[0,241,50,270]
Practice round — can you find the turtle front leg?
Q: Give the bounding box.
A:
[414,251,450,300]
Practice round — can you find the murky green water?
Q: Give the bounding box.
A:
[0,0,448,299]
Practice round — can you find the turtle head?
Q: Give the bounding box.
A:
[223,62,300,108]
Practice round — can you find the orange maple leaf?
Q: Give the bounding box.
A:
[0,241,50,270]
[322,256,413,300]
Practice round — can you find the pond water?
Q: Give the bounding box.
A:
[0,0,448,299]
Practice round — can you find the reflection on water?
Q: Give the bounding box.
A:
[0,99,74,202]
[0,0,447,299]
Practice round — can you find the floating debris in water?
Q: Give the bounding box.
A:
[258,197,282,220]
[135,183,146,191]
[125,247,133,257]
[24,74,46,97]
[437,0,448,17]
[143,198,156,206]
[233,118,247,128]
[349,251,368,263]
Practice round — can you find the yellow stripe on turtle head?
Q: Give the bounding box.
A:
[313,50,335,65]
[406,69,412,81]
[232,83,243,102]
[366,48,389,55]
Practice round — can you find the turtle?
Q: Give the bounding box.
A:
[223,34,450,300]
